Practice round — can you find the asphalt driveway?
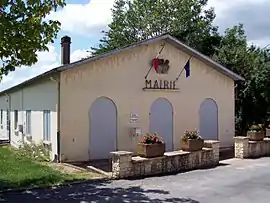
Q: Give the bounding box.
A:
[1,157,270,203]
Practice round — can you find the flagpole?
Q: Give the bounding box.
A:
[175,68,185,81]
[144,44,165,79]
[175,56,192,81]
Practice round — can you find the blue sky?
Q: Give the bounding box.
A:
[53,0,104,53]
[47,0,113,58]
[1,0,269,91]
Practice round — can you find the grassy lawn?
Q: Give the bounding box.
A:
[0,146,101,190]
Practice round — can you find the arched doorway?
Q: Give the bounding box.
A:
[89,97,117,160]
[150,98,173,151]
[199,98,218,140]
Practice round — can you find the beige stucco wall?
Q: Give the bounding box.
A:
[60,40,235,162]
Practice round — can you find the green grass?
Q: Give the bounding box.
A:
[0,147,99,190]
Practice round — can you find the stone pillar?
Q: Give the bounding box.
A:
[110,151,133,179]
[234,137,249,158]
[204,140,220,165]
[265,138,270,155]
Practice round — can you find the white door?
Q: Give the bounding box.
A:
[199,98,218,140]
[150,98,173,151]
[89,97,117,160]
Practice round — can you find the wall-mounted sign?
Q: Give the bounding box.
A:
[130,113,139,123]
[143,79,178,90]
[143,45,180,91]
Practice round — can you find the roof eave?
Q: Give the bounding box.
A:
[60,34,244,82]
[165,36,245,82]
[0,33,244,95]
[58,34,170,72]
[0,68,59,95]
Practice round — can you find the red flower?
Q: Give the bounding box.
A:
[141,132,163,144]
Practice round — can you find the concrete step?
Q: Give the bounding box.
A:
[0,139,10,146]
[219,147,234,161]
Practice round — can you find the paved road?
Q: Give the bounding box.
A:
[1,158,270,203]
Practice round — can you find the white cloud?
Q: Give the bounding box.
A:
[0,45,59,91]
[48,0,269,47]
[70,49,90,62]
[1,0,269,91]
[47,0,115,35]
[207,0,269,17]
[0,45,89,91]
[207,0,270,47]
[248,38,270,48]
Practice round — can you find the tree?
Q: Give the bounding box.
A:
[213,24,270,133]
[94,0,270,133]
[92,0,220,57]
[0,0,65,78]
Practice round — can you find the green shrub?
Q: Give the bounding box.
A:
[15,141,50,162]
[249,124,262,132]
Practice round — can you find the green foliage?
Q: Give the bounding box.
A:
[92,0,270,135]
[15,141,50,162]
[182,130,202,141]
[0,147,97,190]
[249,124,262,132]
[92,0,220,57]
[213,24,270,133]
[0,0,65,78]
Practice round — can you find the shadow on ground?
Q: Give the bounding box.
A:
[219,147,234,161]
[72,159,112,173]
[0,179,199,203]
[0,175,71,191]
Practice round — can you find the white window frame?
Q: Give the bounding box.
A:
[43,110,51,142]
[26,110,31,135]
[6,109,9,131]
[14,110,18,130]
[0,109,3,125]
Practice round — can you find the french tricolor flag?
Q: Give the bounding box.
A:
[184,58,190,78]
[153,45,165,72]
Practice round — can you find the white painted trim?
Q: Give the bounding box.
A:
[43,140,52,146]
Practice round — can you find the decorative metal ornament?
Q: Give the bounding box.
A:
[151,58,170,74]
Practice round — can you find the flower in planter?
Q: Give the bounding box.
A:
[181,129,202,142]
[249,124,262,132]
[140,132,164,144]
[265,124,270,137]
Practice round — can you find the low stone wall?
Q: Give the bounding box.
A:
[110,140,220,179]
[234,137,270,158]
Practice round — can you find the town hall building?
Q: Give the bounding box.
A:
[0,34,244,162]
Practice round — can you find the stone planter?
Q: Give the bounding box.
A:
[247,131,264,141]
[137,143,165,158]
[180,139,204,152]
[266,129,270,137]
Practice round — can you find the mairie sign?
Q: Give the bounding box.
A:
[143,79,177,90]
